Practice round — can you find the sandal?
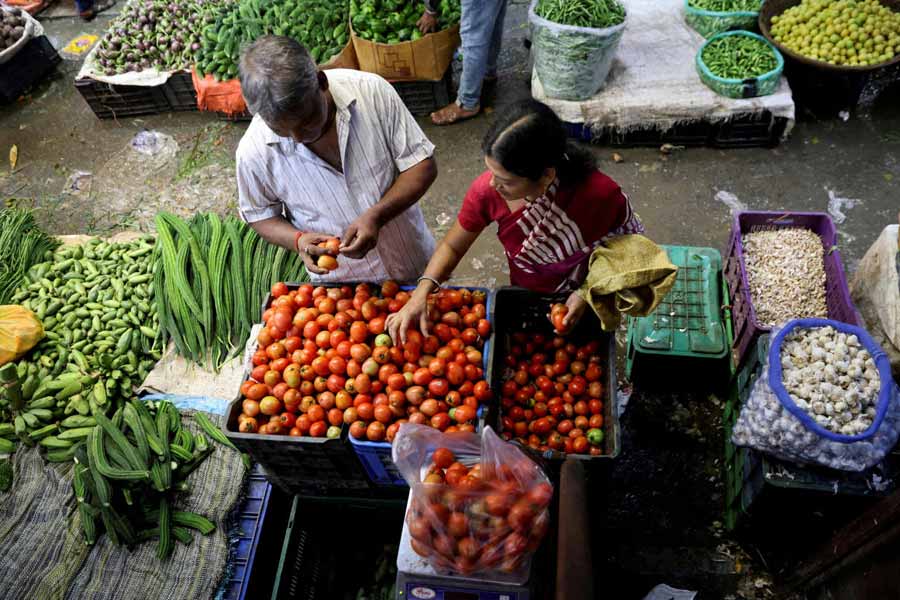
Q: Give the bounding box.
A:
[430,101,480,126]
[80,0,116,21]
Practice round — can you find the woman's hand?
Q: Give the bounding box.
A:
[386,288,431,345]
[548,292,589,335]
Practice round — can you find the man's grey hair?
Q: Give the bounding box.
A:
[239,36,319,123]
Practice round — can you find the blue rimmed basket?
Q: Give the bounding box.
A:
[685,0,763,39]
[696,30,784,99]
[350,285,496,487]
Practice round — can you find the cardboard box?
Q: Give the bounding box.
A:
[321,40,359,71]
[351,24,459,82]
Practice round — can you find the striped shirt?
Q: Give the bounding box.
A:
[236,69,436,283]
[458,170,643,293]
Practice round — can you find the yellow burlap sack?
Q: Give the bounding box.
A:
[578,235,678,331]
[0,305,43,366]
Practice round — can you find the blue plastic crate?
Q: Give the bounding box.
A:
[350,286,495,487]
[223,465,272,600]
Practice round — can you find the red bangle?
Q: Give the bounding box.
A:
[294,230,305,253]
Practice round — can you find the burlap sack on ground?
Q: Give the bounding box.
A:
[0,412,247,600]
[851,225,900,351]
[851,224,900,378]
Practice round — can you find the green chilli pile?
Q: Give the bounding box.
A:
[72,399,229,558]
[770,0,900,67]
[702,34,779,79]
[196,0,350,81]
[0,209,60,305]
[350,0,461,43]
[0,237,161,460]
[687,0,761,12]
[153,213,308,370]
[535,0,626,28]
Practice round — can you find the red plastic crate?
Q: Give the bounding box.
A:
[724,211,861,368]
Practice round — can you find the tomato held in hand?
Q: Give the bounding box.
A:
[550,303,568,333]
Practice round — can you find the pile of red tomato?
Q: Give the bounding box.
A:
[235,282,493,442]
[406,447,552,575]
[499,332,607,455]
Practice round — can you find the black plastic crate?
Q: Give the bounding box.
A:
[217,110,252,122]
[391,68,452,117]
[273,497,404,600]
[76,76,171,119]
[224,396,371,496]
[566,110,789,149]
[162,71,198,112]
[223,281,372,497]
[0,35,60,104]
[486,286,619,464]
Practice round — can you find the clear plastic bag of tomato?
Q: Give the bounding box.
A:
[393,423,554,579]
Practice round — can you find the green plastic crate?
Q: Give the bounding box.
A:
[722,335,899,531]
[626,246,733,383]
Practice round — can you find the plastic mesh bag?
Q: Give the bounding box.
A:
[0,305,43,366]
[732,318,900,471]
[393,424,553,578]
[528,0,626,101]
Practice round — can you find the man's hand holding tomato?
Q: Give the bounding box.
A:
[296,232,339,275]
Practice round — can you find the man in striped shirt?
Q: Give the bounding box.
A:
[235,36,437,282]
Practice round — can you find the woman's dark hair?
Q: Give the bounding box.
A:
[481,99,595,184]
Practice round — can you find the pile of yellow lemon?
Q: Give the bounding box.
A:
[770,0,900,66]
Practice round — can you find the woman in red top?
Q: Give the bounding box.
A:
[386,99,642,342]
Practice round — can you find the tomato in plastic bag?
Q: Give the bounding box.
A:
[393,423,554,579]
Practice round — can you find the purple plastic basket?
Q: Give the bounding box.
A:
[724,211,861,367]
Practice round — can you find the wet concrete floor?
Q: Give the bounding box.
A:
[2,1,900,598]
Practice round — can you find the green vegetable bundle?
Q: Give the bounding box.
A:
[72,399,223,559]
[0,209,60,305]
[701,33,778,79]
[0,237,161,459]
[687,0,760,12]
[196,0,350,81]
[535,0,625,29]
[93,0,224,76]
[153,213,308,370]
[351,0,461,43]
